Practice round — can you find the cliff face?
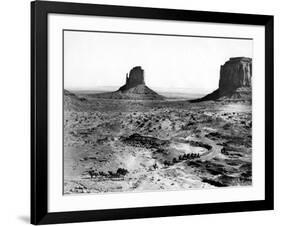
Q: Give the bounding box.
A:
[192,57,252,102]
[219,57,252,94]
[119,66,145,91]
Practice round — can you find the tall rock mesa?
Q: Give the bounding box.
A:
[219,57,252,94]
[192,57,252,102]
[119,66,145,91]
[91,66,164,100]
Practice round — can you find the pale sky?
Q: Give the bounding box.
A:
[64,30,252,94]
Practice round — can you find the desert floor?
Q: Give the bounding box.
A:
[64,96,252,194]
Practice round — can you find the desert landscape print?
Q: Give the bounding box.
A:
[63,30,252,194]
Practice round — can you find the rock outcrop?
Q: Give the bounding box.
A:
[219,57,252,94]
[64,89,87,111]
[91,66,165,100]
[192,57,252,102]
[119,66,145,91]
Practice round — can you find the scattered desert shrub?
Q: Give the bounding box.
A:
[181,122,194,130]
[88,170,98,179]
[116,168,129,176]
[152,163,158,170]
[79,97,87,101]
[108,171,114,176]
[99,171,107,176]
[163,160,171,166]
[223,123,232,130]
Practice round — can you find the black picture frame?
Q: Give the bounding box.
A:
[31,1,274,224]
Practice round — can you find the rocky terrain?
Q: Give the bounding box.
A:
[63,58,252,194]
[64,89,88,111]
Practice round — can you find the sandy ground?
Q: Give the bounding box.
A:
[64,97,252,194]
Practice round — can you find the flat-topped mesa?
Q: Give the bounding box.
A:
[219,57,252,94]
[191,57,252,102]
[119,66,145,91]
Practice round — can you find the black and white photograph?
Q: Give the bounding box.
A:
[28,1,274,224]
[63,30,253,194]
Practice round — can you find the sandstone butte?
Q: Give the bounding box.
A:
[90,66,165,100]
[192,57,252,102]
